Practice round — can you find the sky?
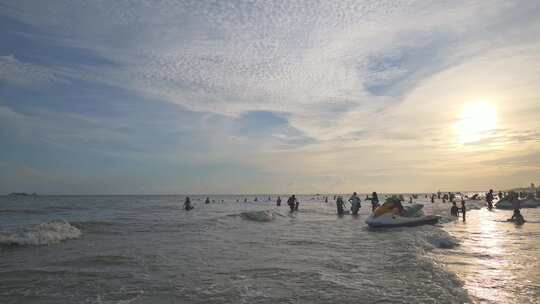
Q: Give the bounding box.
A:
[1,0,539,194]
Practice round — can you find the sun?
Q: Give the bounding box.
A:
[455,101,497,144]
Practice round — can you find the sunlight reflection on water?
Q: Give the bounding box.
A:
[441,208,540,304]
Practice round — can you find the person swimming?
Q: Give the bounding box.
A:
[184,197,193,211]
[348,192,361,215]
[450,202,459,217]
[509,208,525,224]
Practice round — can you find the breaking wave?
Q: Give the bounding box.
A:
[0,220,81,246]
[397,226,460,251]
[240,210,280,222]
[425,232,460,249]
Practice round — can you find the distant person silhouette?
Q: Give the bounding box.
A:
[461,200,466,221]
[336,196,345,215]
[287,195,297,212]
[450,202,459,217]
[184,197,193,211]
[276,196,282,206]
[509,208,525,224]
[367,192,379,212]
[486,189,494,210]
[348,192,361,215]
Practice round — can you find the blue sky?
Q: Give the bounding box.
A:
[1,1,539,194]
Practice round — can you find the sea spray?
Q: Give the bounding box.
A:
[0,220,81,246]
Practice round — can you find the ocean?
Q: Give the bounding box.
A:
[1,195,538,304]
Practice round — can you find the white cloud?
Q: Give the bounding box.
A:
[2,0,540,191]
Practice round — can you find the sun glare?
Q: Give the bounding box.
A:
[455,101,497,144]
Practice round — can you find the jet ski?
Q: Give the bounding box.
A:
[365,200,440,228]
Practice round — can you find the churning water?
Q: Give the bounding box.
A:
[1,195,538,303]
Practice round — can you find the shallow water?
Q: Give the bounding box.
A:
[0,195,538,303]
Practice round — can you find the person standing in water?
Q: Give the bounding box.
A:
[287,195,297,212]
[431,193,435,203]
[450,202,459,217]
[366,192,379,212]
[336,196,345,215]
[486,189,494,210]
[325,196,328,203]
[294,197,300,211]
[348,192,361,215]
[205,197,210,204]
[276,196,281,206]
[461,200,466,221]
[184,197,193,211]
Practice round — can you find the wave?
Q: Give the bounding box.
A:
[240,210,281,222]
[425,231,460,249]
[69,220,128,235]
[398,226,460,251]
[0,220,81,246]
[70,220,116,229]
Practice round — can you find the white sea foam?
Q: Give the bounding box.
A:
[0,220,81,246]
[409,227,460,250]
[426,233,459,249]
[240,210,277,222]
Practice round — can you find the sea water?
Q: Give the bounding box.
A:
[1,195,538,303]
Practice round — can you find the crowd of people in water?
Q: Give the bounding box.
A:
[183,189,537,224]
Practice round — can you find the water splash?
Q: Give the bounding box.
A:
[0,220,81,246]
